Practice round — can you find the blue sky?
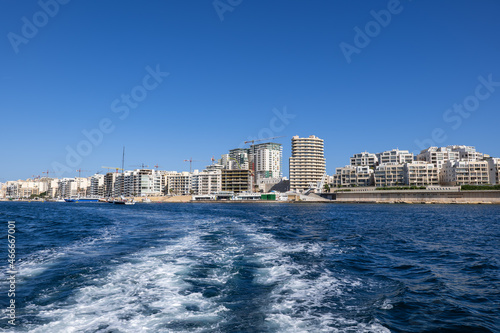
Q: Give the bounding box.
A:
[1,0,500,181]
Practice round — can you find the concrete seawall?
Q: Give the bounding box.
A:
[332,190,500,204]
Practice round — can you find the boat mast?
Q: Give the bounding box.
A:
[121,146,125,196]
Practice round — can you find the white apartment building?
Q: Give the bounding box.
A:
[488,158,500,185]
[228,148,250,170]
[333,165,374,187]
[404,162,439,186]
[374,163,405,187]
[90,174,105,197]
[440,160,490,186]
[417,146,460,170]
[122,169,166,197]
[2,181,20,198]
[165,172,191,195]
[289,135,326,191]
[103,172,120,197]
[220,154,232,170]
[377,149,414,165]
[112,173,125,197]
[257,177,283,192]
[350,152,378,168]
[447,145,484,161]
[250,143,282,183]
[59,178,77,198]
[49,179,61,197]
[191,169,222,195]
[0,179,50,198]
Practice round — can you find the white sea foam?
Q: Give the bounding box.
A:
[20,219,391,332]
[25,231,232,333]
[241,225,391,333]
[0,227,116,284]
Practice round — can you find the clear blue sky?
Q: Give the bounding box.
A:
[1,0,500,181]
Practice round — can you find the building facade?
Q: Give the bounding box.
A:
[374,163,405,187]
[191,169,222,195]
[332,165,374,187]
[165,172,191,195]
[289,135,326,191]
[404,162,439,186]
[441,160,490,186]
[249,143,282,183]
[417,146,460,170]
[221,169,252,193]
[350,152,378,168]
[448,145,484,161]
[488,158,500,185]
[90,174,105,197]
[377,149,414,165]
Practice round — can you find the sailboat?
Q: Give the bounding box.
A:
[114,147,135,205]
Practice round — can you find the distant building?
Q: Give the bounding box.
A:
[2,181,19,198]
[377,149,413,165]
[191,169,222,195]
[90,174,105,197]
[441,160,490,186]
[488,158,500,185]
[221,169,252,193]
[123,169,166,197]
[374,163,405,187]
[48,179,60,197]
[404,162,439,186]
[59,178,77,198]
[229,148,250,170]
[165,172,191,195]
[417,146,460,170]
[332,165,374,187]
[289,135,326,191]
[447,145,484,161]
[350,152,378,168]
[104,172,120,197]
[249,143,282,183]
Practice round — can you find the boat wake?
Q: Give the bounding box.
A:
[18,217,390,332]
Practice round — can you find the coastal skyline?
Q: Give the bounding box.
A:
[2,1,500,181]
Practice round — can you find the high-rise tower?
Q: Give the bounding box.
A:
[289,135,325,191]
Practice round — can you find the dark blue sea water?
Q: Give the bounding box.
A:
[0,202,499,332]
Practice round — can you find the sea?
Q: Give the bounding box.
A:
[0,202,498,333]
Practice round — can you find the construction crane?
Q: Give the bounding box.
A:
[184,158,212,173]
[75,169,91,195]
[41,170,54,198]
[244,136,285,145]
[101,166,124,173]
[129,163,149,169]
[41,170,53,179]
[75,169,91,177]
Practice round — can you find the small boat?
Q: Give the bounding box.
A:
[114,200,135,205]
[64,196,100,203]
[114,196,135,205]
